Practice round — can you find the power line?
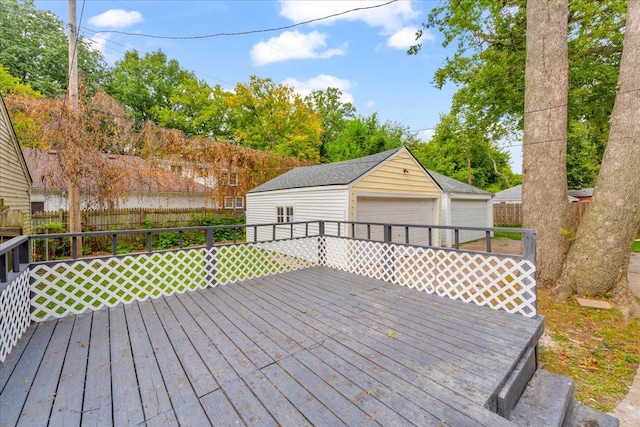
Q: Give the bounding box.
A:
[86,0,399,40]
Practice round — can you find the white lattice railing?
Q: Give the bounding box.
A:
[1,229,537,361]
[0,269,31,363]
[323,237,537,317]
[30,238,320,321]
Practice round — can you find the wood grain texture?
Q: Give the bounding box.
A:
[0,267,542,426]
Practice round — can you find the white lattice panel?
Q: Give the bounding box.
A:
[323,237,537,317]
[215,239,318,286]
[1,269,31,362]
[30,249,209,321]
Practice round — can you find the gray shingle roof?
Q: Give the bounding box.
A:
[249,148,403,193]
[494,184,523,200]
[248,146,491,195]
[495,184,580,202]
[425,170,492,195]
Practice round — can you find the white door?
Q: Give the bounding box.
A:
[450,199,489,243]
[355,196,436,245]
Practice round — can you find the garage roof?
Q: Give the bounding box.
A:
[249,148,402,193]
[249,146,491,195]
[427,170,492,195]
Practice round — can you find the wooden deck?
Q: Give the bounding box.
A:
[0,267,543,426]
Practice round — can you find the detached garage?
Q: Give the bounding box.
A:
[246,147,492,247]
[428,171,494,247]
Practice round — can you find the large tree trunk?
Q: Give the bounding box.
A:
[522,0,573,288]
[556,0,640,318]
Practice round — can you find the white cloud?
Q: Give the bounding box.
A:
[365,100,376,108]
[88,9,143,28]
[251,31,345,66]
[279,0,419,32]
[86,32,110,55]
[282,75,354,104]
[419,129,435,142]
[387,26,434,49]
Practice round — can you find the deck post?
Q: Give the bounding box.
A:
[318,221,326,266]
[206,228,214,249]
[0,250,6,283]
[523,230,536,265]
[383,225,392,243]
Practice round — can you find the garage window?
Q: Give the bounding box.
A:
[277,206,294,223]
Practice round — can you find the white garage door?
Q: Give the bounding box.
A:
[451,199,489,243]
[355,196,435,245]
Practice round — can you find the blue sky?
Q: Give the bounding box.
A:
[35,0,522,173]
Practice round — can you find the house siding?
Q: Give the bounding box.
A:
[31,189,215,212]
[246,186,349,241]
[349,150,441,221]
[0,99,31,234]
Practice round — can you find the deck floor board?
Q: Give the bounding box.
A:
[0,266,542,426]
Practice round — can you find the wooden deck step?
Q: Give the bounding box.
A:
[510,370,574,427]
[497,347,537,416]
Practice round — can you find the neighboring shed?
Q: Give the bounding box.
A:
[247,147,495,246]
[0,95,32,237]
[428,170,493,246]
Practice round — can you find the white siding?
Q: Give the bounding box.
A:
[32,189,215,212]
[441,195,493,246]
[246,186,349,241]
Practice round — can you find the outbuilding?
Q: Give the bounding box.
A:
[246,147,493,246]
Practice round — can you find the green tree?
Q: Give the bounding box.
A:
[409,113,518,193]
[0,0,107,97]
[0,63,41,98]
[305,88,356,160]
[105,49,193,122]
[410,0,626,188]
[324,113,419,163]
[225,76,322,161]
[155,77,232,139]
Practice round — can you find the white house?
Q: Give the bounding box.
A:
[22,148,215,212]
[247,147,493,246]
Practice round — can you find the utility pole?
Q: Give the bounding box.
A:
[68,0,78,111]
[68,0,82,250]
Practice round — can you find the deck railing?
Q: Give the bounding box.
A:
[1,221,537,362]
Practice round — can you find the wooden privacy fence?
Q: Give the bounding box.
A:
[32,207,244,232]
[493,202,589,226]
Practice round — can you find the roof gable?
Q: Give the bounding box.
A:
[249,146,493,196]
[249,147,403,193]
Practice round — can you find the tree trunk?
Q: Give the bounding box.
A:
[556,0,640,318]
[522,0,573,288]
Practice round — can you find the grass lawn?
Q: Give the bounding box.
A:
[633,240,640,253]
[538,290,640,412]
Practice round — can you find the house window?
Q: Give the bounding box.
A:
[235,197,244,209]
[277,206,294,223]
[224,196,234,209]
[31,201,45,214]
[221,171,238,186]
